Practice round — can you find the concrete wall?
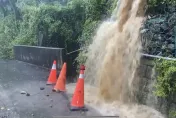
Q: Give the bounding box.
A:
[14,45,65,70]
[137,55,176,117]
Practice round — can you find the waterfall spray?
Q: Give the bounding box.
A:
[82,0,165,117]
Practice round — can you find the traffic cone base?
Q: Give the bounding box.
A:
[47,82,55,85]
[70,106,88,111]
[52,88,66,92]
[53,87,66,92]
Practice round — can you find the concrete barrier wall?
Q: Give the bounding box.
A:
[14,45,65,70]
[53,116,120,118]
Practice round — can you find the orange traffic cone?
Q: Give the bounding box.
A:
[70,65,87,111]
[47,60,57,85]
[53,63,67,92]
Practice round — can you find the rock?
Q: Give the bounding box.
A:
[140,29,149,34]
[147,17,165,24]
[160,23,168,32]
[1,107,4,110]
[166,37,173,43]
[81,111,85,114]
[152,34,159,40]
[20,91,27,94]
[142,13,176,57]
[40,87,45,90]
[32,114,34,116]
[168,44,175,50]
[46,94,49,97]
[26,93,30,96]
[148,15,151,19]
[50,99,53,102]
[146,66,153,79]
[50,105,53,108]
[158,35,162,40]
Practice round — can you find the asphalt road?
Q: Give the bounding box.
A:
[0,60,100,118]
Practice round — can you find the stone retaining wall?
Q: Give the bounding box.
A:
[137,55,176,117]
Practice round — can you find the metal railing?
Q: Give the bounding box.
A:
[142,53,176,61]
[53,116,119,118]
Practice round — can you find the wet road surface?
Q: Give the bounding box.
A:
[0,60,99,118]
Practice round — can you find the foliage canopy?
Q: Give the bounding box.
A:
[154,59,176,97]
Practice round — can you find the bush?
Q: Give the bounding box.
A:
[0,0,118,77]
[154,59,176,97]
[169,110,176,118]
[147,0,176,14]
[0,0,85,58]
[0,15,18,59]
[75,0,116,66]
[148,0,176,7]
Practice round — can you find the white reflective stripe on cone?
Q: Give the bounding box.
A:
[79,74,84,79]
[52,64,56,69]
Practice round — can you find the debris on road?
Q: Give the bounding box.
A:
[20,91,27,94]
[81,111,85,115]
[46,94,49,97]
[40,87,45,90]
[1,107,4,110]
[26,93,30,96]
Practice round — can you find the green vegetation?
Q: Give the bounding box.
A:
[0,0,117,76]
[154,59,176,97]
[154,59,176,117]
[0,0,175,59]
[0,0,85,58]
[169,110,176,118]
[147,0,176,14]
[1,0,176,116]
[0,0,115,67]
[1,0,176,73]
[148,0,176,7]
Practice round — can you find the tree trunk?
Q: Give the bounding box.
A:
[8,0,21,20]
[0,5,7,17]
